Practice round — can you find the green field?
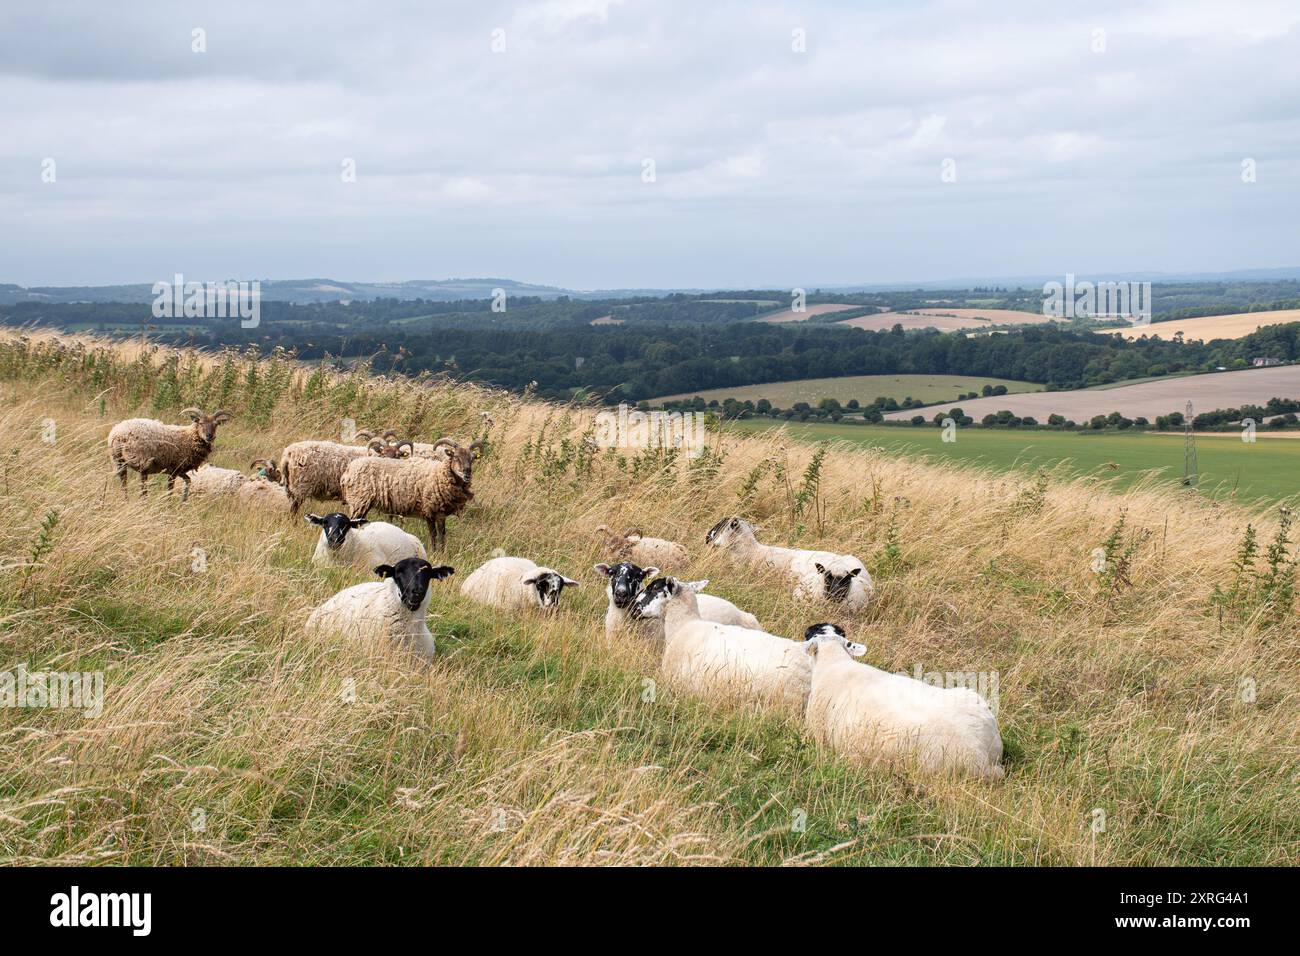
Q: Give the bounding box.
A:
[732,419,1300,503]
[654,374,1040,408]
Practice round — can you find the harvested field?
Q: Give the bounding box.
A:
[883,365,1300,423]
[837,308,1051,332]
[1102,309,1300,342]
[757,303,861,323]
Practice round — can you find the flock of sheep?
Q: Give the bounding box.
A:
[104,407,1004,780]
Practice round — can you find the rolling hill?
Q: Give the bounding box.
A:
[0,329,1293,866]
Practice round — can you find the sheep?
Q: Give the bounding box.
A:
[305,557,455,661]
[460,556,580,611]
[803,623,1004,780]
[277,433,400,515]
[596,525,690,570]
[340,437,481,551]
[628,575,812,712]
[108,408,232,501]
[307,512,427,570]
[176,458,291,513]
[705,516,873,610]
[594,562,759,640]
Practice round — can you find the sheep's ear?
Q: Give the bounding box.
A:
[349,517,369,528]
[684,579,709,592]
[374,565,395,579]
[429,566,455,580]
[562,577,580,587]
[815,562,827,574]
[803,639,820,657]
[520,572,541,585]
[642,566,659,578]
[845,641,868,658]
[848,567,861,578]
[305,514,324,525]
[593,563,612,577]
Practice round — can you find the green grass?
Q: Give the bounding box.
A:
[730,420,1300,504]
[654,374,1040,408]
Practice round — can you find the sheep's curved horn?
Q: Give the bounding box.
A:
[353,429,374,442]
[382,428,400,440]
[212,409,233,423]
[367,438,388,454]
[469,439,485,458]
[624,528,643,540]
[180,407,203,421]
[249,458,270,470]
[394,439,414,457]
[432,437,460,451]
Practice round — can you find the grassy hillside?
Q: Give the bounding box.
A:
[731,420,1300,504]
[653,374,1040,409]
[0,331,1295,865]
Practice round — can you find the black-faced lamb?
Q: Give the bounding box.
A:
[460,556,580,611]
[305,557,455,660]
[803,623,1004,780]
[340,438,480,551]
[628,575,812,712]
[595,561,759,639]
[307,512,427,569]
[706,516,873,610]
[108,408,232,500]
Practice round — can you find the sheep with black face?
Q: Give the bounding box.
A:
[706,515,873,610]
[595,561,760,639]
[307,512,427,570]
[460,556,580,612]
[305,557,455,660]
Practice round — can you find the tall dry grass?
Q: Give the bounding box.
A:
[0,330,1295,865]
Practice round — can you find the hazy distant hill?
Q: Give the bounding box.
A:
[0,277,674,306]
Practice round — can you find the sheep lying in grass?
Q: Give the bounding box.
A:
[180,458,291,513]
[629,575,811,712]
[305,557,455,660]
[278,433,397,515]
[307,512,427,570]
[341,438,480,551]
[460,556,580,611]
[595,562,759,639]
[596,525,689,570]
[803,623,1004,780]
[706,516,873,610]
[108,407,232,500]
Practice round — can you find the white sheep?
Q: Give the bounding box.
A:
[628,576,812,713]
[108,408,232,500]
[594,561,759,640]
[460,556,580,611]
[706,516,873,610]
[803,623,1004,780]
[305,557,455,660]
[307,512,427,570]
[596,525,690,570]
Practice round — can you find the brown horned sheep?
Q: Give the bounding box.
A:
[596,525,690,570]
[340,437,482,551]
[277,432,404,514]
[108,407,232,500]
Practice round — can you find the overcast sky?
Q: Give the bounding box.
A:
[2,0,1298,289]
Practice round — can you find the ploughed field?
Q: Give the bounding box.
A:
[0,330,1294,865]
[884,366,1300,429]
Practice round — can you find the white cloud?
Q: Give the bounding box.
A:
[0,0,1296,287]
